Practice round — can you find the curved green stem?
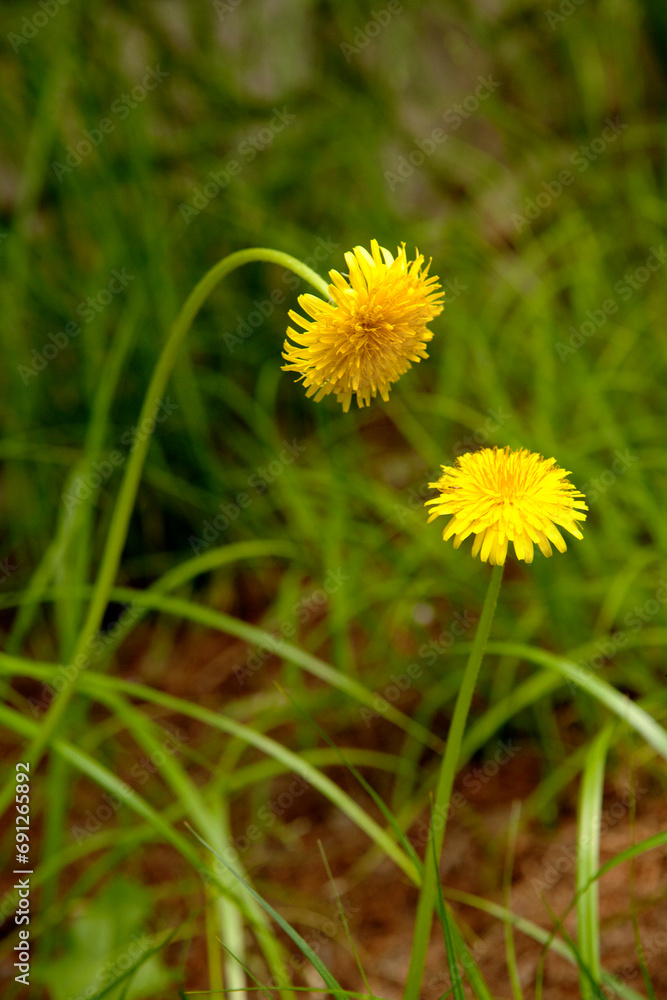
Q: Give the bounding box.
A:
[5,248,329,795]
[403,562,504,1000]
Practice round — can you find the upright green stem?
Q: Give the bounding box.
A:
[403,562,504,1000]
[6,249,329,793]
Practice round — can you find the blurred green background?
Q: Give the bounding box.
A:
[1,0,666,631]
[2,0,667,606]
[1,0,667,995]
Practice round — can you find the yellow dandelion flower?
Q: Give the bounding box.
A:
[425,446,588,566]
[282,239,444,412]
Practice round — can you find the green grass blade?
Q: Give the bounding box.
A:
[77,925,178,1000]
[484,642,667,760]
[188,827,345,996]
[1,580,439,751]
[540,899,608,1000]
[0,705,236,896]
[430,824,494,1000]
[277,681,422,876]
[317,841,373,997]
[404,564,504,1000]
[439,887,646,1000]
[577,723,614,998]
[0,653,419,883]
[504,801,524,1000]
[107,586,440,750]
[431,829,465,1000]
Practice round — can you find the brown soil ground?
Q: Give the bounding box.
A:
[242,754,667,1000]
[3,624,667,999]
[161,625,667,999]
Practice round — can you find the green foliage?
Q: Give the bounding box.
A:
[39,877,169,1000]
[1,0,666,996]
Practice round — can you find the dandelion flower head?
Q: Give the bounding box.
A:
[282,240,444,412]
[425,446,588,566]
